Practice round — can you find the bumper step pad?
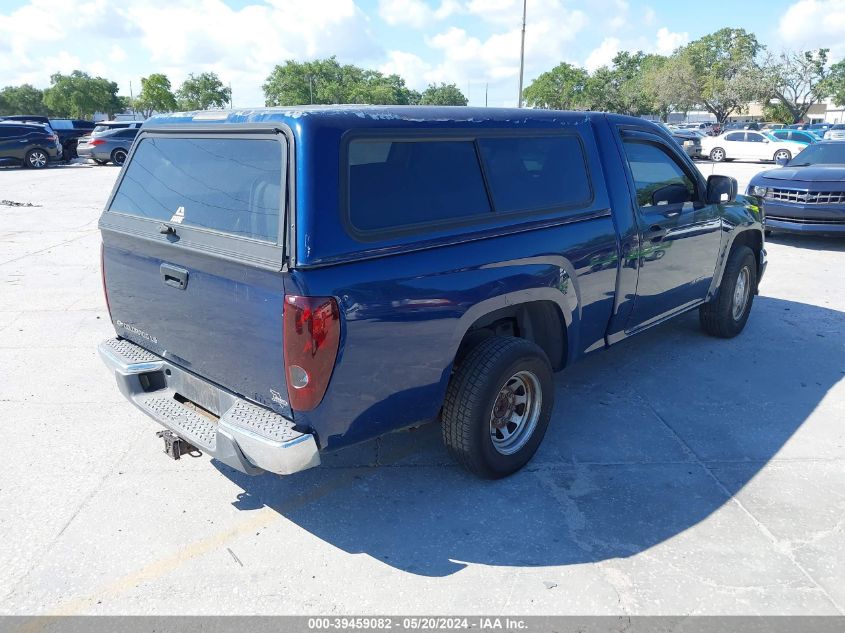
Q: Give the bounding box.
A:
[98,337,320,475]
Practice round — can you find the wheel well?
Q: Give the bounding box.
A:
[455,301,567,372]
[730,229,763,285]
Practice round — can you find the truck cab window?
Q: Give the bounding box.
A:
[622,140,697,209]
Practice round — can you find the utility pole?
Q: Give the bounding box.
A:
[129,80,135,120]
[229,82,233,109]
[517,0,527,108]
[485,83,488,107]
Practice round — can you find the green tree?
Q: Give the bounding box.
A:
[827,59,845,106]
[176,72,231,110]
[0,84,47,115]
[679,28,765,124]
[522,62,588,110]
[419,83,468,105]
[263,57,418,106]
[582,66,619,112]
[761,101,795,124]
[581,52,668,116]
[760,49,830,123]
[642,55,698,120]
[42,71,124,118]
[610,51,665,116]
[135,73,177,118]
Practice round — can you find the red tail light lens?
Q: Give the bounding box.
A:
[283,295,340,411]
[90,139,106,146]
[100,243,111,318]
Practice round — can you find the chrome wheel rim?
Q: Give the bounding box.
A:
[732,266,751,321]
[29,151,47,168]
[712,149,724,161]
[489,370,541,455]
[775,150,789,161]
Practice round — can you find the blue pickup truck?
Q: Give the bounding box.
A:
[98,106,766,479]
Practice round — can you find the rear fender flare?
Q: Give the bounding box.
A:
[448,280,580,371]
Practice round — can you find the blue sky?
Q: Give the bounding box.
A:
[0,0,842,109]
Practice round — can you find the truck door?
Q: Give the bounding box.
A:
[618,128,722,332]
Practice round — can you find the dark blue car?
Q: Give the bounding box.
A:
[97,106,765,479]
[748,141,845,236]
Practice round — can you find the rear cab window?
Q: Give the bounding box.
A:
[103,130,288,265]
[344,132,594,239]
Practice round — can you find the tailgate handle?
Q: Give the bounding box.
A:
[161,264,189,290]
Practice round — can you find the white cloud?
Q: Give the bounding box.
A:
[778,0,845,57]
[654,27,688,55]
[108,44,127,64]
[585,37,620,72]
[380,50,434,89]
[0,0,379,107]
[378,0,434,28]
[377,0,460,27]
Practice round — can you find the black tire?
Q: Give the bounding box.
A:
[24,148,49,169]
[441,336,554,479]
[111,148,128,166]
[709,147,726,162]
[699,245,757,338]
[93,159,108,165]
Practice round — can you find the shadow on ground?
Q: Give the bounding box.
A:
[767,233,845,253]
[214,296,844,576]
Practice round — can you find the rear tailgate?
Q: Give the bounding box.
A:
[99,126,293,415]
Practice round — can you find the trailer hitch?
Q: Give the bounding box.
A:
[156,430,199,460]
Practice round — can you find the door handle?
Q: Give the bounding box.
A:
[160,263,188,290]
[646,225,668,242]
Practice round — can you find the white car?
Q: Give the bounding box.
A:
[823,124,845,140]
[700,131,804,163]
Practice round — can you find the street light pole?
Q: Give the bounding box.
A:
[517,0,526,108]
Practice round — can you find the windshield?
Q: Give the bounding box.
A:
[788,143,845,166]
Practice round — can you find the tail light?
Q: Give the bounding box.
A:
[48,134,58,142]
[100,243,111,318]
[90,139,106,146]
[283,295,340,411]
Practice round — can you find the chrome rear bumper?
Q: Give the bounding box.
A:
[98,338,320,476]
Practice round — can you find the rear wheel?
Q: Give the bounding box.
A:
[699,245,757,338]
[709,147,726,162]
[24,149,49,169]
[773,149,791,162]
[441,336,553,479]
[111,148,127,166]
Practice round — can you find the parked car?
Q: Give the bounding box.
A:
[701,130,805,162]
[48,118,95,158]
[671,129,704,158]
[761,123,786,130]
[770,129,822,144]
[748,141,845,236]
[808,123,832,136]
[823,124,845,140]
[722,122,761,133]
[0,122,62,168]
[77,128,139,166]
[97,106,765,479]
[92,120,143,136]
[0,115,94,160]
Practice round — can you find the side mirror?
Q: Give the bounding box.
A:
[775,156,790,167]
[706,174,738,204]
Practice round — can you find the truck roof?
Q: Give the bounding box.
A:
[144,105,637,131]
